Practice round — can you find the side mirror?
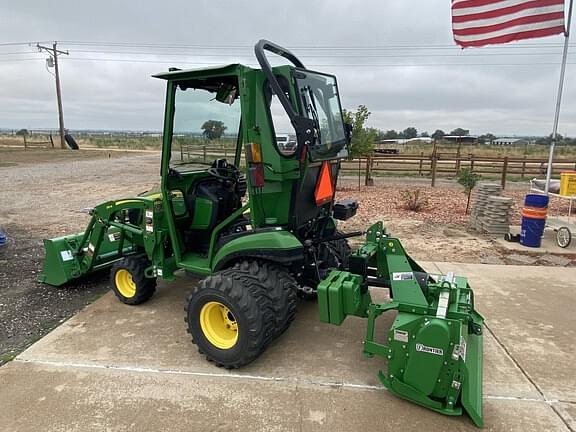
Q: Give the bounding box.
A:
[215,84,238,105]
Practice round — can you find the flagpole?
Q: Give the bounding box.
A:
[545,0,574,193]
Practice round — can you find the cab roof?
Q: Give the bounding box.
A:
[152,64,253,81]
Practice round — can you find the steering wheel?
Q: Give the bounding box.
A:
[207,164,239,182]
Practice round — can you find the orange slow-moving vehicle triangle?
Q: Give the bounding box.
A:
[315,161,334,206]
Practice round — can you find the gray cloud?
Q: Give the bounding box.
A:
[0,0,574,135]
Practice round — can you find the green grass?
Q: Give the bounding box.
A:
[0,352,17,364]
[86,136,162,150]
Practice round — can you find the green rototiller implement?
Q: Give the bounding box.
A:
[40,40,484,427]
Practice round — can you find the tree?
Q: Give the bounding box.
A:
[457,167,481,214]
[478,133,496,144]
[420,131,430,138]
[536,133,564,145]
[402,127,418,139]
[382,129,400,139]
[15,129,29,136]
[342,105,376,158]
[450,128,470,136]
[201,120,227,140]
[431,129,445,140]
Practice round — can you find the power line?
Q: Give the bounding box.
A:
[57,40,574,49]
[1,46,573,60]
[1,56,575,67]
[56,49,576,58]
[0,41,51,47]
[59,57,576,67]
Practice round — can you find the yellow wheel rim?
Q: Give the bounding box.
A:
[199,301,238,349]
[115,269,136,298]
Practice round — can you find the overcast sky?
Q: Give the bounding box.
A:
[1,0,574,136]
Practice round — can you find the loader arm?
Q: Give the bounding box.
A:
[39,197,159,286]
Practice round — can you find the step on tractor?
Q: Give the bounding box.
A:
[39,40,484,427]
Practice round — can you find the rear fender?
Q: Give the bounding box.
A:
[212,229,303,271]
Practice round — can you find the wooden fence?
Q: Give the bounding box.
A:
[179,144,576,189]
[22,134,54,149]
[342,152,576,188]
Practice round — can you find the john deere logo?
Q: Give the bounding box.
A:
[416,343,444,356]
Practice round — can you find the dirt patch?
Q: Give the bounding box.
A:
[0,153,161,364]
[0,146,154,168]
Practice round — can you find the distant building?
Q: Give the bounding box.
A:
[442,135,478,144]
[377,137,433,145]
[492,137,530,145]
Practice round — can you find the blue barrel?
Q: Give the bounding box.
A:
[520,194,548,248]
[520,218,546,247]
[524,194,549,208]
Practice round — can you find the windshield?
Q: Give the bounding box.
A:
[171,79,240,169]
[295,70,348,160]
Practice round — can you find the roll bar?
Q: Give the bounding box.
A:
[254,39,316,148]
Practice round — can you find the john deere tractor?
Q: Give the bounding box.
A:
[40,40,484,427]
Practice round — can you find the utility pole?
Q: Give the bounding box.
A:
[37,42,69,149]
[544,0,573,193]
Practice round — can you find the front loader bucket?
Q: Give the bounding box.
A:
[38,233,86,286]
[39,224,134,286]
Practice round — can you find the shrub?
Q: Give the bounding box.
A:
[400,189,429,212]
[457,168,481,214]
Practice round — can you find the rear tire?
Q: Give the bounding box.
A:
[185,261,277,368]
[329,232,352,270]
[110,256,156,305]
[233,261,298,337]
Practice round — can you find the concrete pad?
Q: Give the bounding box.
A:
[435,262,576,402]
[0,361,570,432]
[18,279,536,399]
[554,403,576,431]
[3,261,574,430]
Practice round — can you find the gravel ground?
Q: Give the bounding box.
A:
[1,149,574,365]
[0,230,109,364]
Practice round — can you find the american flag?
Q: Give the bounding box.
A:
[452,0,566,48]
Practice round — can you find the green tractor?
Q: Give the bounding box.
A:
[40,40,484,427]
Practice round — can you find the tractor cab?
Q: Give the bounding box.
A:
[152,41,355,280]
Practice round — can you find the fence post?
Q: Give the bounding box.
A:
[180,143,183,161]
[418,151,424,176]
[470,154,475,172]
[501,156,508,189]
[364,154,374,186]
[203,145,207,163]
[431,154,437,187]
[358,158,362,191]
[23,135,27,149]
[521,155,526,179]
[455,143,461,174]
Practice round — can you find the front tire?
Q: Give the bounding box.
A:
[185,262,277,368]
[110,256,157,305]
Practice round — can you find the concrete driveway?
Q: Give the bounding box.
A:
[0,263,574,431]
